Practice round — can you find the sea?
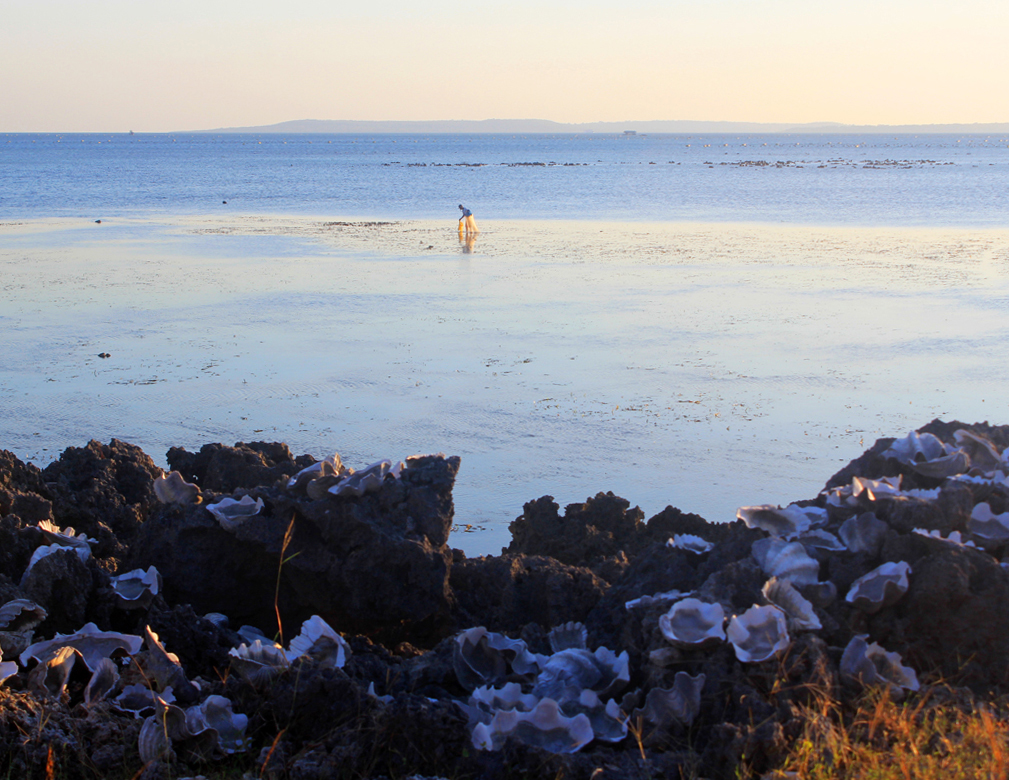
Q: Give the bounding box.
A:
[2,132,1009,554]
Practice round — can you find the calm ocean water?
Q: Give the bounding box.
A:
[3,133,1009,555]
[3,132,1009,225]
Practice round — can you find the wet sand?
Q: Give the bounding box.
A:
[2,215,1009,554]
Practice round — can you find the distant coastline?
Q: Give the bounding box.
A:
[196,118,1009,135]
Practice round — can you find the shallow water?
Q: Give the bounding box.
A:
[3,215,1008,554]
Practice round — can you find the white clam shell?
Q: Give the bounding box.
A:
[658,598,726,647]
[726,605,790,663]
[21,622,143,671]
[21,543,90,585]
[762,577,821,632]
[631,671,706,729]
[114,683,176,718]
[531,646,630,703]
[751,538,820,585]
[838,512,888,555]
[228,639,290,684]
[471,697,594,753]
[548,621,588,653]
[882,431,968,478]
[967,502,1009,543]
[110,566,162,609]
[84,657,120,708]
[794,528,845,552]
[206,495,264,530]
[562,689,628,743]
[845,561,912,613]
[28,645,79,698]
[852,475,904,502]
[912,528,976,548]
[153,471,202,505]
[186,695,250,754]
[0,599,48,659]
[737,504,820,538]
[453,627,542,691]
[666,534,714,554]
[37,519,96,552]
[143,626,200,701]
[840,635,919,696]
[954,429,1002,473]
[286,454,342,491]
[624,589,691,611]
[328,459,403,498]
[285,615,350,670]
[470,682,541,713]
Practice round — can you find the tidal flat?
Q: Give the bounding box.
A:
[2,215,1008,554]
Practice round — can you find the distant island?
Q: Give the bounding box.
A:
[197,118,1009,135]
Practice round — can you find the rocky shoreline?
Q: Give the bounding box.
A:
[1,419,1008,778]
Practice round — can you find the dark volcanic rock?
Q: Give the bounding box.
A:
[505,492,647,566]
[41,439,161,552]
[450,553,608,632]
[131,454,461,642]
[166,441,313,493]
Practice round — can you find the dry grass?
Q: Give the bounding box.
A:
[774,685,1009,780]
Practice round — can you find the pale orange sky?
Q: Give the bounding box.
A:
[2,0,1008,132]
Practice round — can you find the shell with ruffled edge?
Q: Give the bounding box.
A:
[658,598,726,647]
[205,495,264,530]
[841,635,919,698]
[845,561,911,614]
[726,605,790,663]
[751,538,820,586]
[471,697,594,753]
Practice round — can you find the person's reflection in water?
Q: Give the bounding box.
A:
[460,232,477,254]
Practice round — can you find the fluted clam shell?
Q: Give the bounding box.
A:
[27,644,78,698]
[624,589,692,611]
[531,646,630,703]
[912,528,976,548]
[21,622,143,672]
[470,682,540,714]
[631,671,706,728]
[562,689,628,743]
[882,431,969,478]
[84,657,120,708]
[37,519,96,552]
[21,544,90,585]
[110,566,162,610]
[954,429,1002,473]
[453,627,542,691]
[751,538,820,585]
[840,635,919,696]
[548,621,588,653]
[726,605,790,663]
[206,495,264,530]
[0,599,47,658]
[471,697,594,753]
[737,504,818,538]
[794,528,845,552]
[186,695,249,754]
[113,683,175,718]
[967,502,1009,543]
[845,561,911,613]
[143,626,199,703]
[153,471,202,505]
[228,639,290,684]
[286,454,342,492]
[762,577,821,631]
[285,615,350,670]
[328,459,404,498]
[667,534,714,554]
[839,512,888,555]
[658,598,726,647]
[852,475,904,501]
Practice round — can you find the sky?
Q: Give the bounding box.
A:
[2,0,1008,132]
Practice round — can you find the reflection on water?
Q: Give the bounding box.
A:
[2,216,1009,555]
[459,233,477,254]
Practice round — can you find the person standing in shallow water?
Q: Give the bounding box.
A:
[458,204,478,234]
